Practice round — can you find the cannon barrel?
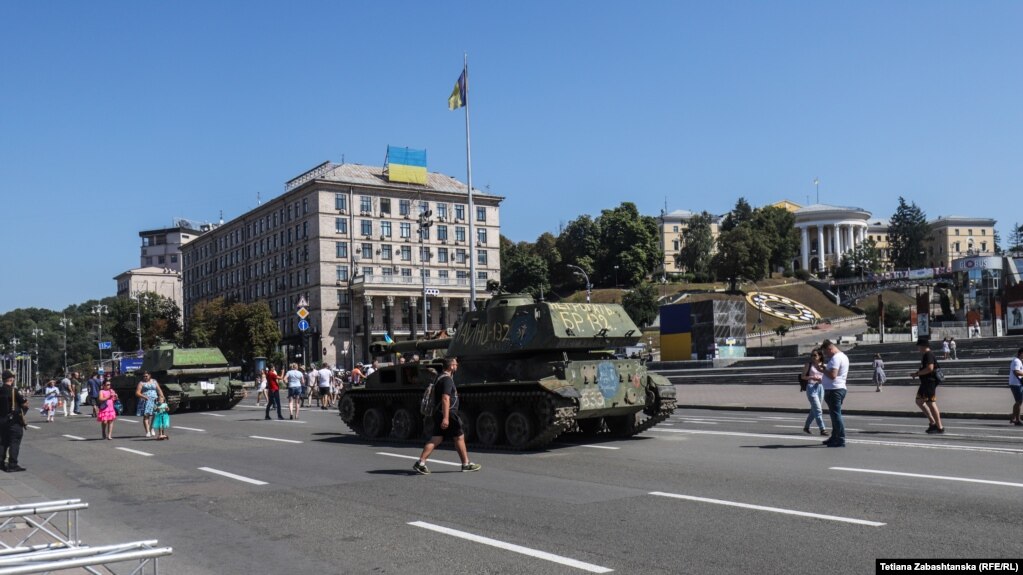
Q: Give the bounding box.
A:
[369,338,451,357]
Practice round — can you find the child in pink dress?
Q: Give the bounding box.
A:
[96,380,119,440]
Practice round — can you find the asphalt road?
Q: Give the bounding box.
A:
[11,401,1023,575]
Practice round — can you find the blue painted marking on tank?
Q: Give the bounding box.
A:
[596,361,620,399]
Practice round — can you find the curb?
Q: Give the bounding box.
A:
[678,404,1008,420]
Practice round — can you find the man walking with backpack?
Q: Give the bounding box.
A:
[911,337,945,434]
[413,357,481,475]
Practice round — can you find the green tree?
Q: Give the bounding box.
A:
[1008,223,1023,254]
[184,298,280,365]
[712,224,771,288]
[888,197,930,269]
[752,206,800,273]
[594,202,661,287]
[773,324,790,345]
[837,238,883,279]
[863,304,910,332]
[621,283,659,328]
[555,215,600,291]
[107,293,182,352]
[500,236,551,297]
[676,211,715,280]
[719,197,754,232]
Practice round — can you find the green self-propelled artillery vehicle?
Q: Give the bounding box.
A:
[112,344,245,414]
[338,291,676,450]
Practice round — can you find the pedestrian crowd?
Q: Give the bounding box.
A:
[798,335,1023,447]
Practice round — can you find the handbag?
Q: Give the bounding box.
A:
[114,400,124,415]
[934,366,945,384]
[9,387,26,428]
[798,365,809,392]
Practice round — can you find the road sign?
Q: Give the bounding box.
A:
[424,288,440,296]
[298,319,310,332]
[98,341,112,350]
[297,307,309,320]
[298,295,309,308]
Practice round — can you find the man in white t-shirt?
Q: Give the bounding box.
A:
[284,363,305,420]
[1009,348,1023,426]
[820,339,849,447]
[317,363,333,410]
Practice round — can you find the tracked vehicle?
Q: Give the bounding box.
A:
[112,344,244,414]
[338,290,676,450]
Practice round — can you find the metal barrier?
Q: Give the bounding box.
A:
[0,500,173,574]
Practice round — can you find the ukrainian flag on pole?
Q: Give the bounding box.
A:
[448,69,466,110]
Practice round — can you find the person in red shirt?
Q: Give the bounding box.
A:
[264,366,284,420]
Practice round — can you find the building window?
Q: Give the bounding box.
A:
[437,203,448,220]
[477,228,487,244]
[478,250,488,265]
[336,242,348,259]
[380,198,391,214]
[456,249,467,264]
[419,201,430,215]
[399,200,411,216]
[381,245,393,260]
[438,270,449,279]
[361,243,373,259]
[158,256,165,264]
[456,270,467,280]
[968,229,973,236]
[335,218,348,234]
[401,268,412,277]
[363,266,373,277]
[477,271,488,280]
[336,265,349,281]
[455,204,465,220]
[954,229,960,236]
[361,220,373,236]
[170,255,178,263]
[382,267,394,277]
[981,229,987,236]
[145,256,153,266]
[981,242,988,252]
[420,246,431,262]
[400,222,411,238]
[381,221,392,237]
[673,240,680,251]
[437,225,448,241]
[400,245,412,261]
[455,227,466,242]
[476,206,486,222]
[338,314,350,328]
[360,196,373,213]
[437,247,448,263]
[420,225,430,240]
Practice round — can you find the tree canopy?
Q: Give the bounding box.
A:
[676,211,715,281]
[184,298,280,366]
[888,197,930,269]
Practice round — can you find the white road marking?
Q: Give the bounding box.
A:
[409,521,613,573]
[674,416,758,423]
[775,425,864,432]
[649,428,1023,454]
[377,452,461,467]
[831,467,1023,489]
[649,492,885,527]
[681,421,717,425]
[62,434,86,441]
[757,416,804,421]
[172,426,205,432]
[26,425,40,430]
[249,435,303,444]
[115,447,154,457]
[198,467,268,486]
[119,418,138,423]
[578,444,620,450]
[200,413,226,417]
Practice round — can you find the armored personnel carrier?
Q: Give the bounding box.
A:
[338,290,676,450]
[112,344,244,414]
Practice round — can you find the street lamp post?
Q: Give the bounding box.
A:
[418,203,434,334]
[130,291,144,353]
[30,328,44,391]
[566,264,592,304]
[93,304,108,373]
[614,265,619,289]
[347,269,360,371]
[58,315,72,376]
[8,337,20,387]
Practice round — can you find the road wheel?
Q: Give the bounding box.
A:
[605,414,638,437]
[504,411,535,449]
[577,418,604,436]
[391,408,419,440]
[338,395,356,423]
[475,411,502,447]
[363,407,390,438]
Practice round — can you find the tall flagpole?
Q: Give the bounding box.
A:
[464,53,477,311]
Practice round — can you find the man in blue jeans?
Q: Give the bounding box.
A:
[820,339,849,447]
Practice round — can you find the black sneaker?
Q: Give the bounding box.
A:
[8,465,26,472]
[935,427,945,434]
[461,462,482,472]
[926,424,937,433]
[802,427,811,434]
[412,462,430,475]
[820,429,829,436]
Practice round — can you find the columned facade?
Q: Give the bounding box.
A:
[792,204,871,273]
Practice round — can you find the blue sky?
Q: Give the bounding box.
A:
[2,1,1020,312]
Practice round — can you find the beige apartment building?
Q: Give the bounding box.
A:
[924,216,997,268]
[659,209,721,278]
[180,161,503,369]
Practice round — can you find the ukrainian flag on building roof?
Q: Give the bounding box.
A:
[384,145,428,185]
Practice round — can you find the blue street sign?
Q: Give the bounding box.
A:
[98,341,112,350]
[298,319,310,332]
[120,358,143,372]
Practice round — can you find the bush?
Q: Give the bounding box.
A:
[794,269,812,281]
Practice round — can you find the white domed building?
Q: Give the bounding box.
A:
[792,204,872,273]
